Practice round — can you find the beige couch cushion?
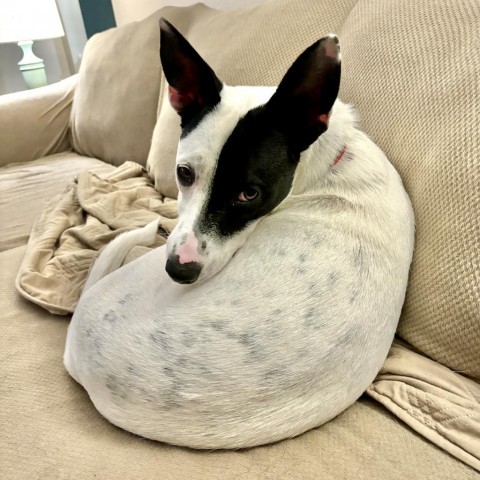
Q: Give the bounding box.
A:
[0,75,76,168]
[339,0,480,379]
[1,247,476,480]
[146,0,358,198]
[71,14,161,167]
[0,152,113,252]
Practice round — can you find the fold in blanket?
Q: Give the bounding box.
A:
[15,162,480,471]
[16,161,178,315]
[366,341,480,471]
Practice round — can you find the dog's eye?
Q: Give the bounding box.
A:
[237,187,259,203]
[177,165,195,186]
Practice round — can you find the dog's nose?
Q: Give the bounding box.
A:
[165,255,202,284]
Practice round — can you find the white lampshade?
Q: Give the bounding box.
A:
[0,0,65,44]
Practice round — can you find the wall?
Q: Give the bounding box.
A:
[0,0,87,95]
[58,0,88,70]
[112,0,265,26]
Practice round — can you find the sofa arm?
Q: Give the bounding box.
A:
[0,75,78,168]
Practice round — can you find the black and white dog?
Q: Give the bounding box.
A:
[64,19,414,449]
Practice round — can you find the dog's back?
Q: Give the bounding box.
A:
[64,22,414,449]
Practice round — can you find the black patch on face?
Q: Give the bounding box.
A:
[180,101,221,138]
[198,106,300,237]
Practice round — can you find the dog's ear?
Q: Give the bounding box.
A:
[265,35,341,153]
[159,18,222,123]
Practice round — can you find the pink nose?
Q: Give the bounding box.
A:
[177,232,201,265]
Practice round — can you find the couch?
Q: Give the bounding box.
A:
[1,0,479,478]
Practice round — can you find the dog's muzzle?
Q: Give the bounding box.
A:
[166,255,202,284]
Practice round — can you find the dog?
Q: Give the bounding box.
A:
[64,19,414,449]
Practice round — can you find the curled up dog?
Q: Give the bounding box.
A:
[64,19,414,449]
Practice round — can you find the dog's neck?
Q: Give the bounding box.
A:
[292,100,358,195]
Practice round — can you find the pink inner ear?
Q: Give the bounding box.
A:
[324,43,338,59]
[319,113,330,126]
[324,36,340,60]
[168,86,201,112]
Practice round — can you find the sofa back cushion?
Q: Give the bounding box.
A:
[339,0,480,378]
[146,0,358,198]
[70,10,177,166]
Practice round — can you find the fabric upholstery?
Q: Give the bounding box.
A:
[338,0,480,379]
[0,152,113,252]
[71,13,162,167]
[0,246,476,479]
[0,75,76,168]
[146,0,358,198]
[16,162,178,315]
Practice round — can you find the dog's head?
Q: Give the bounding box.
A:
[159,19,341,284]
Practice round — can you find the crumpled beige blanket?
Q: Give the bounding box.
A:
[15,161,178,315]
[15,162,480,472]
[367,341,480,472]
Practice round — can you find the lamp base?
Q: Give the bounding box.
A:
[18,40,48,89]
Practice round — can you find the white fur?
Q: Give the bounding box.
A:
[64,86,414,449]
[82,218,160,292]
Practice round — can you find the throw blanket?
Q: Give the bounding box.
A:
[16,161,178,315]
[15,163,480,471]
[367,341,480,471]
